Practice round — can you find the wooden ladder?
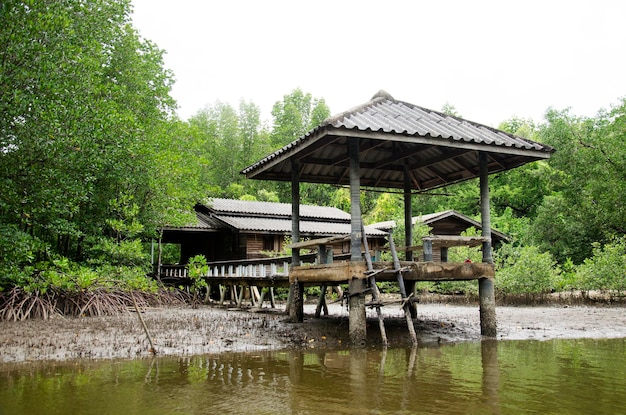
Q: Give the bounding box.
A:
[361,224,388,346]
[388,232,418,345]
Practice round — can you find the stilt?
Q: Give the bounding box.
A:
[219,284,226,305]
[389,234,418,345]
[349,278,367,346]
[315,284,328,318]
[289,281,304,322]
[257,287,266,309]
[269,287,276,308]
[315,246,332,318]
[362,223,388,346]
[236,285,244,308]
[348,137,366,346]
[479,278,497,336]
[251,286,261,306]
[479,151,497,337]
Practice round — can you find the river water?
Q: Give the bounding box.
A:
[1,338,624,414]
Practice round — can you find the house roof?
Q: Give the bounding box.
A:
[163,198,386,237]
[207,198,350,221]
[369,209,509,242]
[216,216,385,237]
[242,90,554,190]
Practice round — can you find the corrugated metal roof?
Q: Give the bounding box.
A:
[369,209,509,241]
[207,198,350,221]
[242,91,554,190]
[216,216,386,236]
[164,199,378,237]
[161,211,223,231]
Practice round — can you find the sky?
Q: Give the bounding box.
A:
[131,0,626,127]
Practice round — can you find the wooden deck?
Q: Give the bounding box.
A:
[158,235,494,289]
[155,234,497,342]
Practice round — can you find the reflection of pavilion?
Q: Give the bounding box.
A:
[242,91,554,345]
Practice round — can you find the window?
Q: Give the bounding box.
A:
[262,235,275,251]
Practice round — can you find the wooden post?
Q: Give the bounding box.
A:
[219,284,226,305]
[315,245,331,318]
[157,231,163,281]
[289,159,304,322]
[348,137,366,346]
[269,287,276,308]
[479,152,497,337]
[423,238,433,261]
[257,287,266,309]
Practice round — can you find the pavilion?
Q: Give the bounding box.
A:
[242,90,554,345]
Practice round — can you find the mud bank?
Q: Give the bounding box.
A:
[1,302,625,363]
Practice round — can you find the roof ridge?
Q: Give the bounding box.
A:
[322,90,395,127]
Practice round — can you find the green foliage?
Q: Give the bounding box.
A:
[430,281,478,296]
[186,255,208,305]
[441,102,461,117]
[495,245,560,297]
[533,102,626,263]
[270,88,330,149]
[574,237,626,293]
[188,100,271,199]
[365,193,403,225]
[85,237,149,268]
[0,0,204,266]
[0,225,48,289]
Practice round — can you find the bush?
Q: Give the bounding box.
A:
[187,255,209,305]
[85,236,150,268]
[495,244,560,297]
[574,237,626,294]
[0,225,49,289]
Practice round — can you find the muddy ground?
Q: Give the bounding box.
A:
[1,301,626,363]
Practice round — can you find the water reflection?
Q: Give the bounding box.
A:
[1,338,625,415]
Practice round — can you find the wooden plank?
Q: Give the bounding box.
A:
[289,261,367,284]
[423,235,489,248]
[371,261,495,281]
[288,235,350,250]
[389,235,489,252]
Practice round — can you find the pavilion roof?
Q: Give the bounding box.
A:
[242,90,554,190]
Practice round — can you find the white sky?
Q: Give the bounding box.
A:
[131,0,626,127]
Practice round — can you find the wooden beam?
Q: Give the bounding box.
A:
[290,262,367,284]
[330,128,553,159]
[287,235,350,250]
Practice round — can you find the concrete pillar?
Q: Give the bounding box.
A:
[479,277,497,336]
[403,163,417,318]
[348,138,366,346]
[403,162,413,262]
[479,152,496,336]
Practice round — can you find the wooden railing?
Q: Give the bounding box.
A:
[157,252,327,282]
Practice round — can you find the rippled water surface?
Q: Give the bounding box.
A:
[1,338,625,414]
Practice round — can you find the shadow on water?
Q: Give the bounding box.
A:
[1,338,625,415]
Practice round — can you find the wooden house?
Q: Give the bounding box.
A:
[159,198,387,264]
[369,210,509,261]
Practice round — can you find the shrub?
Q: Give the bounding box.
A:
[495,244,560,297]
[187,255,209,305]
[574,237,626,294]
[0,225,49,289]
